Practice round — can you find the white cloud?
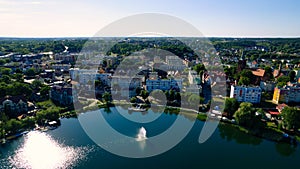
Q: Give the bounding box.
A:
[0,0,42,6]
[25,1,42,5]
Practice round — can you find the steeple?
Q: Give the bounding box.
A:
[239,50,245,61]
[237,50,246,73]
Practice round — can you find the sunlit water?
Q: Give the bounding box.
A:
[4,131,91,169]
[1,107,300,169]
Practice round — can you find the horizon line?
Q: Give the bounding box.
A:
[0,36,300,39]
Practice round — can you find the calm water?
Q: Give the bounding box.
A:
[0,107,299,169]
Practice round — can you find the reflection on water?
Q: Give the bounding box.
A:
[275,143,297,157]
[218,123,263,145]
[218,123,299,157]
[7,131,90,169]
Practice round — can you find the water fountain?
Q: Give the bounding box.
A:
[136,127,147,141]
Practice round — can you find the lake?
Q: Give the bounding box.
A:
[0,106,299,169]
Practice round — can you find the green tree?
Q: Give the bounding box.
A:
[281,106,300,130]
[13,82,33,97]
[21,117,36,129]
[0,112,8,138]
[14,73,24,82]
[36,107,60,124]
[238,69,254,85]
[277,75,290,87]
[31,79,43,90]
[95,80,103,87]
[234,102,263,129]
[238,76,250,85]
[25,68,36,77]
[188,94,201,105]
[277,75,290,84]
[288,71,296,82]
[240,69,254,79]
[0,59,5,65]
[40,86,51,97]
[0,75,11,83]
[224,98,239,118]
[193,64,206,74]
[15,68,23,74]
[140,90,149,100]
[0,68,12,75]
[103,92,111,103]
[5,119,22,134]
[264,66,274,80]
[130,97,137,103]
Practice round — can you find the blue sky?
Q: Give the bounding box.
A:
[0,0,299,37]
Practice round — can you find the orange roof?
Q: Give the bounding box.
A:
[98,68,105,73]
[273,69,279,77]
[70,81,79,85]
[252,68,265,77]
[268,110,280,115]
[276,103,287,111]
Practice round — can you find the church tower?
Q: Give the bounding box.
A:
[237,50,246,73]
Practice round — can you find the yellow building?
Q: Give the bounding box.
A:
[273,86,300,104]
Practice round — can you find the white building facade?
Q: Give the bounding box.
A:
[230,85,262,103]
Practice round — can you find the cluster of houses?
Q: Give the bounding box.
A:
[0,53,79,118]
[1,46,300,119]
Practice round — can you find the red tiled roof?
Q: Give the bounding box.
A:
[252,68,265,77]
[276,103,287,111]
[268,110,280,115]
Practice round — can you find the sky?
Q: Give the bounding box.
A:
[0,0,300,37]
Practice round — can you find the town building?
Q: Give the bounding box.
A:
[0,95,28,117]
[260,81,276,92]
[51,64,71,72]
[237,53,246,73]
[276,103,288,113]
[230,85,262,103]
[69,68,97,84]
[110,75,144,98]
[50,85,77,106]
[146,72,183,92]
[164,55,186,71]
[184,84,202,95]
[272,86,300,104]
[53,54,76,63]
[188,70,201,85]
[252,68,266,84]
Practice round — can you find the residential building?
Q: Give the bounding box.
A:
[185,84,202,95]
[50,85,77,106]
[146,77,183,92]
[272,86,300,104]
[188,70,201,85]
[260,81,276,92]
[0,95,28,117]
[230,85,262,103]
[252,68,266,84]
[276,103,288,113]
[294,69,300,80]
[111,75,144,98]
[165,55,186,71]
[69,68,97,84]
[96,73,112,85]
[51,64,71,72]
[237,55,246,73]
[53,54,76,63]
[247,60,259,68]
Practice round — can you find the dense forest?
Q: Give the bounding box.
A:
[1,37,300,61]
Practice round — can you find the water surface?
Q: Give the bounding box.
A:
[0,107,299,169]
